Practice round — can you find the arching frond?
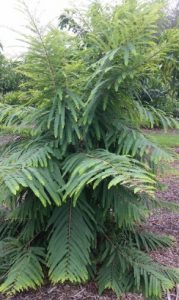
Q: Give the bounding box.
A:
[63,150,156,203]
[0,103,35,126]
[47,196,95,283]
[8,192,51,242]
[98,240,179,299]
[0,241,45,295]
[0,143,63,206]
[97,185,150,228]
[127,230,174,252]
[107,123,174,163]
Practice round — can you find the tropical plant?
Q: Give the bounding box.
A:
[0,1,178,298]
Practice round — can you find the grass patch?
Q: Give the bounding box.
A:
[147,130,179,176]
[148,131,179,148]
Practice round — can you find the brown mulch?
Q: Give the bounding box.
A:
[144,160,179,269]
[2,283,117,300]
[0,154,179,300]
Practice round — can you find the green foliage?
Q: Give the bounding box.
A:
[47,196,95,283]
[98,244,178,299]
[0,1,178,298]
[63,150,156,202]
[0,240,45,295]
[139,17,179,116]
[0,142,63,206]
[0,54,24,96]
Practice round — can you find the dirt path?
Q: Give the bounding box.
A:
[1,160,179,300]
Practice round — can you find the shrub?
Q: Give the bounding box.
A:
[0,1,178,298]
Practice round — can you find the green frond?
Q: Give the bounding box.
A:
[0,103,35,126]
[0,238,23,274]
[16,2,64,97]
[47,196,95,283]
[98,239,179,299]
[98,185,149,228]
[135,103,179,130]
[46,89,82,140]
[63,150,156,203]
[108,123,174,163]
[0,242,45,295]
[20,143,57,168]
[126,230,174,252]
[0,144,63,206]
[8,191,51,241]
[126,249,179,299]
[155,199,179,211]
[98,256,127,296]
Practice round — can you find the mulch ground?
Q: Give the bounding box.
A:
[1,154,179,300]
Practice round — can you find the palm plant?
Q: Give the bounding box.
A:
[0,0,178,298]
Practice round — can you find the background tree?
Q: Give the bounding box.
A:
[0,54,24,96]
